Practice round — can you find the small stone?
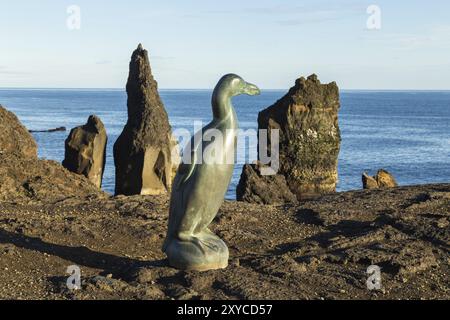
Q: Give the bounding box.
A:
[362,172,379,189]
[363,169,398,189]
[236,162,297,205]
[437,218,448,228]
[135,268,157,284]
[144,286,165,299]
[376,169,398,188]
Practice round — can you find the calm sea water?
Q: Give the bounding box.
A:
[1,89,449,199]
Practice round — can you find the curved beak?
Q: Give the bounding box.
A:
[243,82,261,96]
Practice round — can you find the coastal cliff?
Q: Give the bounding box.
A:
[0,105,105,203]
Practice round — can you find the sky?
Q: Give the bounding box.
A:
[0,0,449,89]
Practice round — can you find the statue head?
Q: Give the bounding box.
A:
[214,74,260,97]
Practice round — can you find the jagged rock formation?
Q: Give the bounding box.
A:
[258,74,341,200]
[113,44,174,196]
[62,115,107,188]
[376,169,398,188]
[0,105,105,202]
[362,172,378,189]
[236,162,297,205]
[363,169,398,189]
[0,105,37,159]
[237,74,341,203]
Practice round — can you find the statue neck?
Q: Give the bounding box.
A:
[212,90,235,120]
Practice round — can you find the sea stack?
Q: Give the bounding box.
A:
[114,44,173,196]
[62,115,107,188]
[237,74,341,202]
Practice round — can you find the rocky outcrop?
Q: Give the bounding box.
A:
[62,115,107,188]
[362,172,379,189]
[113,44,174,196]
[376,169,398,188]
[0,105,105,202]
[0,105,37,159]
[363,169,398,189]
[0,154,106,202]
[238,74,341,203]
[236,162,297,205]
[258,74,341,200]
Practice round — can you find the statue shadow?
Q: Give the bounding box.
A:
[0,228,167,276]
[307,220,375,245]
[269,215,376,256]
[294,208,324,225]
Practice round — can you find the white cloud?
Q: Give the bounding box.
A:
[201,1,365,25]
[151,56,175,60]
[362,25,450,50]
[0,66,31,75]
[95,60,112,65]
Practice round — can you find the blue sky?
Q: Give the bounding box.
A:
[1,0,449,89]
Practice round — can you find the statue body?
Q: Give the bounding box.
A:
[163,74,260,271]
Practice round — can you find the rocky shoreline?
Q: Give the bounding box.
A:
[0,44,448,300]
[0,183,448,299]
[0,103,448,299]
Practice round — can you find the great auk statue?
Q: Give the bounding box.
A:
[163,74,260,271]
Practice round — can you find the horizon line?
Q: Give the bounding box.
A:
[1,87,450,92]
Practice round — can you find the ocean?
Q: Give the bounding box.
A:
[0,89,449,199]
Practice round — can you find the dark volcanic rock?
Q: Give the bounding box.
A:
[362,172,379,189]
[0,155,105,202]
[63,115,107,188]
[236,162,297,205]
[0,183,449,299]
[238,74,341,203]
[0,105,105,202]
[363,169,398,189]
[258,74,341,200]
[113,44,173,196]
[376,169,398,188]
[0,105,37,159]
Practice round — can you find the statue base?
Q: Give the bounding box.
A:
[164,231,229,271]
